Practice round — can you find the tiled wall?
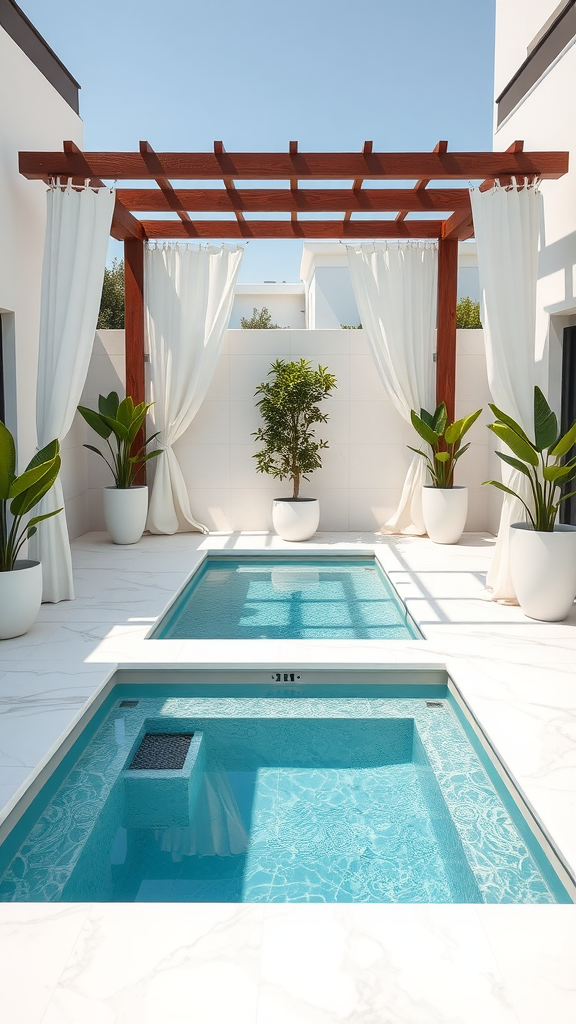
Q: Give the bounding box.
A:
[75,327,493,535]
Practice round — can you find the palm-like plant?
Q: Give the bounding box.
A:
[0,423,62,572]
[483,387,576,531]
[409,403,482,488]
[77,392,161,488]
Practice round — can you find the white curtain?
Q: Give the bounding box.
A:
[145,243,242,534]
[29,183,115,602]
[347,241,437,534]
[470,181,542,601]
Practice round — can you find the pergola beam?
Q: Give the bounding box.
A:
[114,187,473,214]
[139,219,446,239]
[19,149,569,181]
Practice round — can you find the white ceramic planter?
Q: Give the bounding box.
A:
[272,498,320,542]
[0,560,42,640]
[422,486,468,545]
[509,522,576,621]
[103,486,148,545]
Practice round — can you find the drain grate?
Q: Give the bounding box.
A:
[119,700,139,708]
[425,701,445,709]
[129,733,193,770]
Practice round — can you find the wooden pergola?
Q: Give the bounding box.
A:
[20,140,568,422]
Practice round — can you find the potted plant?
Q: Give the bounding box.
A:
[253,358,337,541]
[77,392,161,545]
[409,402,482,544]
[0,423,62,639]
[483,387,576,621]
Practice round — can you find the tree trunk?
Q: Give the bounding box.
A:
[292,472,300,499]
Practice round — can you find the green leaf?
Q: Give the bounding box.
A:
[549,419,576,458]
[99,414,129,441]
[8,456,58,499]
[98,392,119,418]
[495,451,532,477]
[488,403,532,444]
[482,479,521,498]
[533,386,558,452]
[411,410,439,447]
[77,405,112,439]
[453,442,471,461]
[0,420,16,499]
[488,423,539,466]
[26,509,63,530]
[24,439,59,473]
[130,449,162,464]
[10,457,60,516]
[116,396,134,429]
[557,489,576,506]
[432,403,448,435]
[419,408,436,430]
[445,408,482,445]
[543,464,576,484]
[435,451,450,462]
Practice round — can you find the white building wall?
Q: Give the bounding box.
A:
[229,284,305,329]
[84,327,492,534]
[494,1,576,411]
[0,22,83,530]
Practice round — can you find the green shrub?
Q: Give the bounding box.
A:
[97,258,125,330]
[241,306,279,329]
[456,296,482,329]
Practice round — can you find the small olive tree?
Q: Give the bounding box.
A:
[253,359,337,498]
[456,296,482,329]
[241,306,279,329]
[97,258,125,329]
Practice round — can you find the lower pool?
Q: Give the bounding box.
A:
[0,682,570,904]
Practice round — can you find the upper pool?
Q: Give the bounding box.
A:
[151,555,421,641]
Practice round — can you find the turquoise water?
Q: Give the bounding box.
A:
[151,557,421,640]
[0,685,569,904]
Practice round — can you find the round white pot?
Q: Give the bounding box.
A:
[103,486,148,545]
[422,486,468,545]
[510,522,576,621]
[0,560,42,640]
[272,498,320,542]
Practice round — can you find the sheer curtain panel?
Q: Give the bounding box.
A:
[30,183,115,602]
[470,181,542,600]
[347,241,437,534]
[145,243,243,534]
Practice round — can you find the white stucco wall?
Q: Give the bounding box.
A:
[85,328,492,535]
[230,284,305,329]
[0,23,83,528]
[494,0,576,410]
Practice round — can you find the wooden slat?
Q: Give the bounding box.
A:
[290,141,299,227]
[19,150,570,181]
[214,141,248,234]
[344,141,372,224]
[396,140,448,224]
[140,219,445,239]
[139,141,198,238]
[436,237,459,419]
[116,186,471,213]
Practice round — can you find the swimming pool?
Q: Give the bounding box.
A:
[0,680,570,904]
[151,555,421,640]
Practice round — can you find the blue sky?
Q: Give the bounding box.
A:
[19,0,496,281]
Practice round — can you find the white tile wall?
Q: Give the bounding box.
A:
[78,327,496,534]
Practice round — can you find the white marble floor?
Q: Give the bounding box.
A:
[1,530,575,1024]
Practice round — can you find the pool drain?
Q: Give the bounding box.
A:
[426,701,445,709]
[119,700,139,708]
[129,733,193,770]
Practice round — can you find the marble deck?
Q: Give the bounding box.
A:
[0,530,575,1023]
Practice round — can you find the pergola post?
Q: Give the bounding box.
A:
[124,237,146,480]
[436,237,458,420]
